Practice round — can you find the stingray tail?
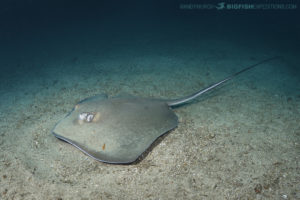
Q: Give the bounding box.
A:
[167,56,280,107]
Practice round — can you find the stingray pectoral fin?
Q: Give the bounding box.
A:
[53,133,134,163]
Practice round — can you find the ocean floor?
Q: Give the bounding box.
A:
[0,31,300,199]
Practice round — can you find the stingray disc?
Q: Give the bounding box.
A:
[52,94,178,164]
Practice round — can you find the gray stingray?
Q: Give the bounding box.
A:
[52,57,278,164]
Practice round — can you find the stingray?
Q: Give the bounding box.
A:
[52,57,278,164]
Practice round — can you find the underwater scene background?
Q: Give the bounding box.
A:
[0,0,299,199]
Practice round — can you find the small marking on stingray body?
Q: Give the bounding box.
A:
[75,104,80,110]
[102,143,106,151]
[93,112,101,122]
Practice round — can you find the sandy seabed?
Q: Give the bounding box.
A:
[0,39,299,200]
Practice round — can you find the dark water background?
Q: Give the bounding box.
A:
[0,0,299,101]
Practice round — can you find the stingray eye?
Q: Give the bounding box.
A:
[78,112,88,121]
[78,112,95,123]
[86,113,95,122]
